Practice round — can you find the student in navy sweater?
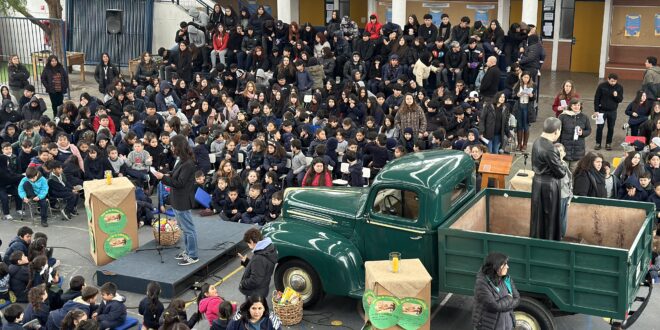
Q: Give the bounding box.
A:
[2,304,25,330]
[23,284,50,327]
[194,135,211,174]
[47,160,80,221]
[241,184,266,225]
[345,151,365,187]
[47,286,99,330]
[93,282,126,330]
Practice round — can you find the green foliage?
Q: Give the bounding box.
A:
[0,0,28,16]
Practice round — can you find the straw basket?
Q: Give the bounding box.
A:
[152,227,181,246]
[272,297,303,326]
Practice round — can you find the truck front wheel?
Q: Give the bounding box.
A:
[514,296,556,330]
[274,259,323,308]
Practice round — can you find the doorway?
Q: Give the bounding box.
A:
[570,1,605,73]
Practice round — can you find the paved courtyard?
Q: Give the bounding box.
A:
[1,70,656,329]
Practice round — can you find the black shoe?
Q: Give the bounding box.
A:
[41,221,48,227]
[61,209,72,221]
[594,144,601,150]
[178,255,199,266]
[606,144,612,151]
[71,209,79,216]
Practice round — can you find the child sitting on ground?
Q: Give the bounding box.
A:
[23,284,49,326]
[8,251,30,303]
[18,167,50,227]
[0,262,10,302]
[47,285,100,330]
[61,275,86,303]
[210,301,234,330]
[210,177,229,215]
[47,160,81,221]
[197,283,225,325]
[266,191,283,223]
[219,188,247,222]
[3,226,33,264]
[2,304,25,330]
[241,184,266,225]
[138,282,164,330]
[125,140,152,188]
[93,282,126,330]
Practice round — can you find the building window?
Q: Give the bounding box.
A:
[559,0,576,39]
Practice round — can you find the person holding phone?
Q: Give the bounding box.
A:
[594,73,624,151]
[558,99,591,171]
[153,135,199,266]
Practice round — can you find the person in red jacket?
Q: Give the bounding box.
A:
[301,158,333,187]
[364,13,382,40]
[551,80,579,118]
[211,24,229,69]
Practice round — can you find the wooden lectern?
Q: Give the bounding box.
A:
[478,154,513,190]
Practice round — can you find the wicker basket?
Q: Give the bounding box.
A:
[272,297,303,326]
[152,227,181,246]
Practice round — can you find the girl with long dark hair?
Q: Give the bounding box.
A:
[472,253,519,330]
[573,152,607,198]
[139,282,164,330]
[301,158,332,187]
[226,296,281,330]
[625,90,652,136]
[154,135,198,266]
[41,55,69,114]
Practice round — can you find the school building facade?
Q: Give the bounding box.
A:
[248,0,660,80]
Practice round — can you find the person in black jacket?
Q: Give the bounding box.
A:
[40,55,69,116]
[94,53,120,95]
[169,42,194,84]
[418,14,438,44]
[237,229,278,300]
[479,56,502,102]
[449,16,471,46]
[444,41,466,90]
[479,92,510,154]
[573,152,607,198]
[472,252,519,330]
[94,282,126,330]
[482,20,505,58]
[0,145,23,220]
[2,304,25,330]
[138,282,164,330]
[241,184,266,225]
[594,73,624,150]
[345,150,365,187]
[154,135,199,266]
[518,34,542,81]
[558,99,591,170]
[135,52,159,86]
[8,251,30,303]
[47,161,80,220]
[8,55,30,102]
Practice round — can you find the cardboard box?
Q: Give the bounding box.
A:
[363,259,432,330]
[83,177,139,266]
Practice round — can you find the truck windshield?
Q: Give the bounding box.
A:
[372,188,420,221]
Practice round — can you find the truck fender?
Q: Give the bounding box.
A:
[263,221,365,296]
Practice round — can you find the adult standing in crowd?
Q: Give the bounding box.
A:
[40,55,69,116]
[8,55,30,102]
[94,52,120,95]
[394,93,427,139]
[479,56,501,102]
[237,228,278,300]
[558,99,591,170]
[153,135,199,266]
[479,92,510,154]
[472,252,519,330]
[643,56,660,89]
[552,80,579,118]
[593,73,624,151]
[530,117,566,241]
[573,152,606,198]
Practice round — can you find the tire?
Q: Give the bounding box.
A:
[514,296,557,330]
[274,259,324,308]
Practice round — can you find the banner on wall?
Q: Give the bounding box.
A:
[475,9,488,26]
[625,14,641,37]
[655,14,660,36]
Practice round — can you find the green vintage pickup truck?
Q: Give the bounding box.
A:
[262,150,654,329]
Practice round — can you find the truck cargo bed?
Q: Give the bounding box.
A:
[438,189,654,319]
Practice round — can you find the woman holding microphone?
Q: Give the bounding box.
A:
[153,135,199,266]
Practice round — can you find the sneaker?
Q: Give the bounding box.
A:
[3,214,13,221]
[178,255,199,266]
[606,144,612,151]
[53,259,61,268]
[41,221,49,227]
[71,209,79,216]
[175,251,188,260]
[594,144,602,150]
[61,209,72,221]
[17,210,25,216]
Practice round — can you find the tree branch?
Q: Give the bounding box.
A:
[4,1,52,35]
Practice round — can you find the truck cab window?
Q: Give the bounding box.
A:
[372,189,419,221]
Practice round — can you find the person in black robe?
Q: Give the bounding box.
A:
[531,117,566,240]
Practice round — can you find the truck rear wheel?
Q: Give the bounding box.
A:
[514,296,556,330]
[274,259,323,308]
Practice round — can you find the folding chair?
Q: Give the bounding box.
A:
[208,153,217,175]
[332,163,350,186]
[279,158,292,186]
[362,168,372,186]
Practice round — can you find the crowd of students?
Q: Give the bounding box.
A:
[1,2,660,329]
[0,226,280,330]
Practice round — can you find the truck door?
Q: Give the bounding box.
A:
[361,187,432,267]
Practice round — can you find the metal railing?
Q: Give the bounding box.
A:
[157,0,212,15]
[0,16,67,95]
